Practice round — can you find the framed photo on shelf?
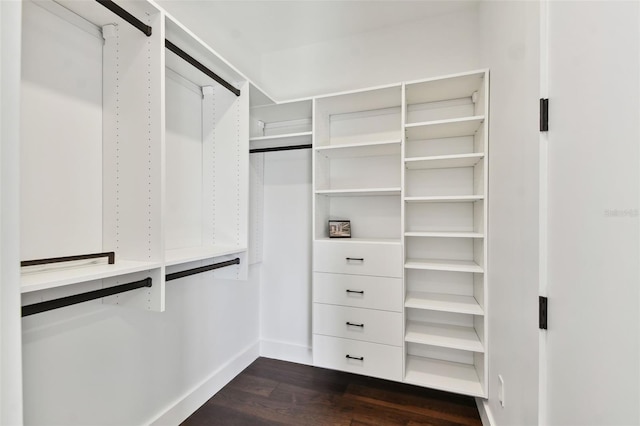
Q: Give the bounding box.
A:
[329,220,351,238]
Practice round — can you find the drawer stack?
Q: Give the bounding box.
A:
[312,240,403,381]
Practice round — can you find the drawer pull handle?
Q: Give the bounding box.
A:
[346,289,364,294]
[346,257,364,262]
[346,355,364,361]
[346,321,364,328]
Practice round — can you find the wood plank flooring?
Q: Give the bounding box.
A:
[182,357,482,426]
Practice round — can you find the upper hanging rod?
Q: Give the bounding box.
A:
[250,144,312,154]
[165,258,240,282]
[21,277,152,317]
[21,251,115,268]
[165,40,241,97]
[95,0,152,37]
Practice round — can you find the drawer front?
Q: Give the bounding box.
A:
[313,272,403,312]
[313,304,403,346]
[313,334,402,382]
[313,241,402,277]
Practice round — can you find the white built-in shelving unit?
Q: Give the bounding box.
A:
[312,84,403,381]
[311,70,489,398]
[402,70,489,397]
[19,0,249,311]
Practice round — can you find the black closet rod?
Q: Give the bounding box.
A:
[21,252,115,268]
[95,0,152,37]
[21,277,152,317]
[165,40,241,97]
[250,144,312,154]
[165,258,240,282]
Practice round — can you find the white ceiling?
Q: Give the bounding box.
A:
[157,1,477,53]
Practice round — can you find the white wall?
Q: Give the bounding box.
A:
[22,267,260,425]
[260,7,481,100]
[479,1,541,424]
[259,149,313,364]
[0,1,24,424]
[156,0,263,89]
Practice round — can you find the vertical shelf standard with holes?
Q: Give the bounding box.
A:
[402,70,489,397]
[19,0,164,310]
[164,17,249,280]
[312,85,404,381]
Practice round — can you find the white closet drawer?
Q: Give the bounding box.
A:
[313,241,402,277]
[313,304,403,346]
[313,272,403,312]
[313,334,402,381]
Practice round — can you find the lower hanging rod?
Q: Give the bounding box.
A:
[165,258,240,282]
[250,144,312,154]
[22,277,152,317]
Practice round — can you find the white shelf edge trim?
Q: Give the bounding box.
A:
[21,260,161,293]
[404,258,484,273]
[316,188,402,196]
[315,139,402,152]
[404,195,484,203]
[314,238,402,245]
[164,246,247,266]
[249,131,312,142]
[405,115,485,129]
[404,232,484,238]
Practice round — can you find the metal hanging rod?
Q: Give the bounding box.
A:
[165,40,241,97]
[250,144,312,154]
[95,0,152,37]
[21,252,115,268]
[21,277,152,317]
[165,258,240,282]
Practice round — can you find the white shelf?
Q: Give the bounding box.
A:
[21,260,161,294]
[405,321,484,353]
[404,195,484,203]
[165,246,246,267]
[316,188,401,197]
[315,84,402,116]
[405,116,484,140]
[405,356,484,397]
[405,258,484,273]
[404,231,483,238]
[405,153,484,170]
[405,292,484,316]
[249,131,312,143]
[315,139,401,159]
[314,237,401,245]
[405,71,485,105]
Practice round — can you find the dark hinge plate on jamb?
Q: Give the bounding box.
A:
[539,296,548,329]
[540,98,549,131]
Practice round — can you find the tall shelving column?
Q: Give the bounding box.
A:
[402,70,489,397]
[19,0,165,310]
[163,17,249,280]
[312,85,404,381]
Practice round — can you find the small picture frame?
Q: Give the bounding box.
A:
[329,220,351,238]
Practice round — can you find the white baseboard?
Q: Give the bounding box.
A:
[260,339,313,366]
[148,341,260,426]
[476,398,496,426]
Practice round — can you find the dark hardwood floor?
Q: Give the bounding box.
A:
[182,357,482,426]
